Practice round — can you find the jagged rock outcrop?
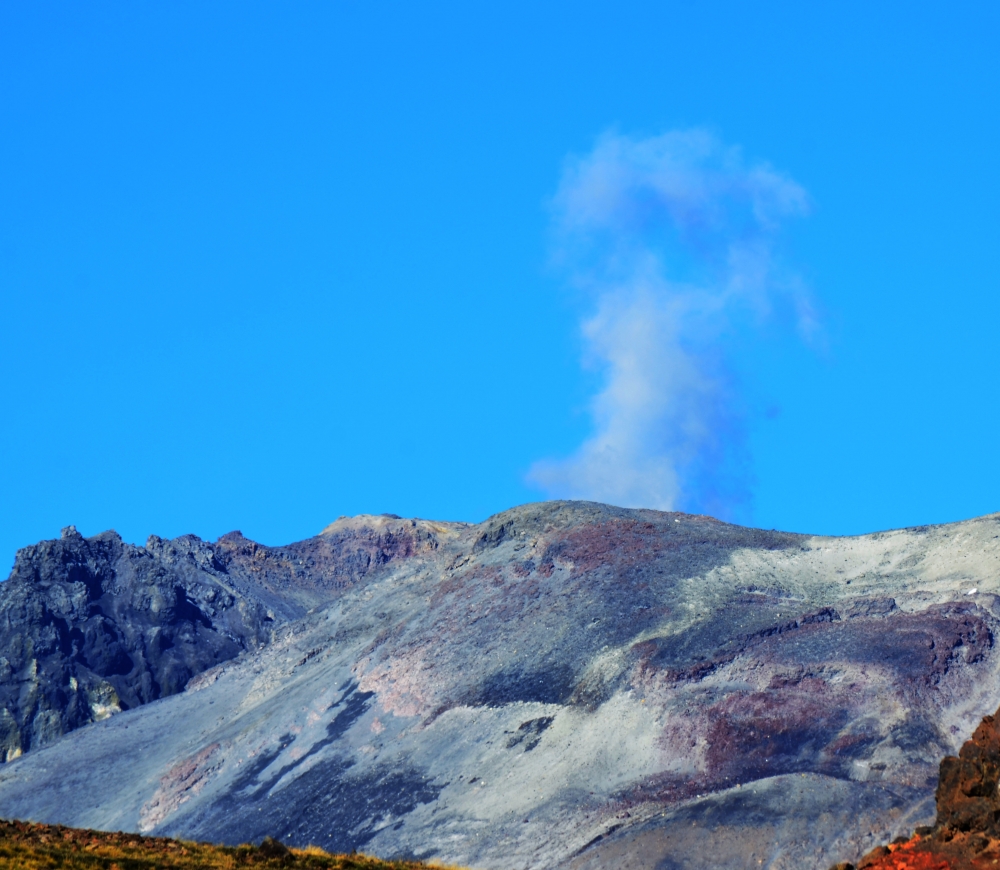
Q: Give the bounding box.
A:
[840,706,1000,869]
[2,501,1000,869]
[0,515,456,760]
[209,514,460,617]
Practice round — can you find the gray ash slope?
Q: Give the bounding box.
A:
[0,515,447,761]
[1,501,1000,870]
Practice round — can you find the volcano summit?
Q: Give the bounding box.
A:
[0,501,997,870]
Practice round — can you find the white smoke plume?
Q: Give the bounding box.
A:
[527,130,814,519]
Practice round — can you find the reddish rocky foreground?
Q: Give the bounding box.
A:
[836,706,1000,870]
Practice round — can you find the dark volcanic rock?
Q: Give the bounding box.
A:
[0,525,271,760]
[935,710,1000,837]
[0,515,453,760]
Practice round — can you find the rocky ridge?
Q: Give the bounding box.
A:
[0,515,456,760]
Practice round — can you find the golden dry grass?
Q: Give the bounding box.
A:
[0,818,461,870]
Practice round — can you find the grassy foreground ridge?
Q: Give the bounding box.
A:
[0,819,457,869]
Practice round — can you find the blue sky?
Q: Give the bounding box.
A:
[2,2,999,563]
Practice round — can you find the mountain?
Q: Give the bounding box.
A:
[0,501,998,870]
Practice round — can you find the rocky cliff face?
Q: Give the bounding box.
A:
[1,501,999,870]
[0,515,455,761]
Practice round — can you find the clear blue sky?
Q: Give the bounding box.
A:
[2,2,999,565]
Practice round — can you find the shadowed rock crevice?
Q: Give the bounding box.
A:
[469,664,577,708]
[505,716,555,751]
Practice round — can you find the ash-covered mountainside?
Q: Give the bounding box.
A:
[0,515,455,760]
[2,501,1000,870]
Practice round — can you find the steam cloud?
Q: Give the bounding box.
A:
[527,130,814,519]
